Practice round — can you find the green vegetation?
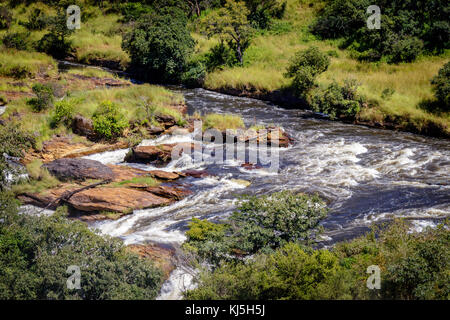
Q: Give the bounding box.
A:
[202,0,253,66]
[183,191,328,264]
[11,159,61,195]
[0,123,36,189]
[49,99,76,128]
[185,216,449,300]
[122,6,195,82]
[311,79,365,120]
[113,176,159,188]
[27,83,54,112]
[202,113,245,131]
[311,0,449,63]
[431,62,450,112]
[0,192,164,299]
[284,46,330,95]
[92,100,128,141]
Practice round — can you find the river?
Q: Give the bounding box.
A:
[77,87,449,299]
[20,62,450,298]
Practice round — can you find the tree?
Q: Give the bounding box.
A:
[37,6,75,58]
[431,61,450,112]
[0,194,164,300]
[284,47,330,95]
[244,0,286,29]
[202,0,253,65]
[122,7,195,82]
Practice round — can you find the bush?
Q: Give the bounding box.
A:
[230,191,328,254]
[181,60,206,88]
[310,79,363,120]
[2,32,30,50]
[204,42,238,71]
[49,99,75,128]
[431,62,450,112]
[285,47,330,95]
[122,6,195,83]
[386,36,424,64]
[92,100,128,140]
[27,83,54,112]
[0,193,164,300]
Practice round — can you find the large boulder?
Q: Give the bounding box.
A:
[72,115,95,139]
[43,158,115,181]
[68,187,172,213]
[124,145,174,164]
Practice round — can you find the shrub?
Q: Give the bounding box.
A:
[92,100,128,140]
[431,62,450,112]
[204,42,238,71]
[27,83,54,112]
[2,32,30,50]
[49,99,75,128]
[122,6,195,83]
[284,47,330,95]
[0,194,164,300]
[386,36,424,64]
[181,59,206,88]
[310,79,363,120]
[119,2,153,23]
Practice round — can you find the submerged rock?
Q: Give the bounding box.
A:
[145,185,192,201]
[44,158,114,181]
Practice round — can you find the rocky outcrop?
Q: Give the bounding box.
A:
[23,136,129,164]
[68,187,172,213]
[44,158,114,181]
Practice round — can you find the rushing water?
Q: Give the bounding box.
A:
[81,88,450,299]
